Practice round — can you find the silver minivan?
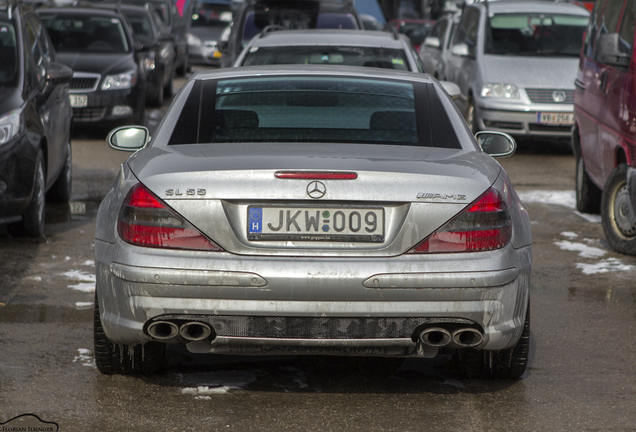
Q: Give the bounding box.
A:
[442,1,590,138]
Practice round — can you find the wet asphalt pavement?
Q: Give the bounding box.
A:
[1,75,636,431]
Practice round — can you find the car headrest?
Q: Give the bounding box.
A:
[215,110,259,128]
[369,111,416,131]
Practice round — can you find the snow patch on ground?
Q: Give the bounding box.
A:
[517,190,575,209]
[73,348,95,368]
[75,302,93,309]
[83,260,95,266]
[575,211,602,223]
[576,258,636,275]
[62,270,96,292]
[69,283,95,293]
[555,237,635,274]
[179,371,259,396]
[561,231,578,238]
[554,240,606,258]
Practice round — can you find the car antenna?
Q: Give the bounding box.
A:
[391,25,399,40]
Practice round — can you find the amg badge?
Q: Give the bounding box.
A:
[417,192,467,200]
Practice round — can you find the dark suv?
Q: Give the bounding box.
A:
[0,1,73,237]
[220,0,363,67]
[573,0,636,254]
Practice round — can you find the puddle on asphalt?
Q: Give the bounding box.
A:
[0,304,92,324]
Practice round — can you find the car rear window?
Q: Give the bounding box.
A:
[0,22,17,84]
[486,13,588,57]
[169,76,461,149]
[241,46,411,71]
[242,8,359,46]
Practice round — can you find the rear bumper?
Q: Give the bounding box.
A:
[96,238,531,356]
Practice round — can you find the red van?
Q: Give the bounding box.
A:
[573,0,636,254]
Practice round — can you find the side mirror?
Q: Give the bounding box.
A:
[450,43,470,57]
[424,36,440,49]
[475,131,516,157]
[218,40,229,53]
[439,80,461,100]
[596,33,631,68]
[46,62,73,84]
[107,126,150,151]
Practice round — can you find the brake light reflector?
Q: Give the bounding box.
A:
[117,183,223,251]
[275,171,358,180]
[407,187,512,254]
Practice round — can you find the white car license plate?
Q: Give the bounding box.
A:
[69,94,88,108]
[247,206,385,242]
[536,112,574,124]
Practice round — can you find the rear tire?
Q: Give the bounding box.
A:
[457,303,530,379]
[94,295,165,375]
[9,150,45,237]
[601,164,636,255]
[177,55,189,76]
[575,141,602,214]
[47,142,72,203]
[149,74,164,107]
[163,66,174,98]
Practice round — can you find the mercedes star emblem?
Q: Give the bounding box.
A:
[306,181,326,199]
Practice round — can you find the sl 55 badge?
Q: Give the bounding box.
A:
[165,188,206,196]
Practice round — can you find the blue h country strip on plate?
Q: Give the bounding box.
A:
[248,207,262,233]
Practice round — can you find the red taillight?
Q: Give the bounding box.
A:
[275,171,358,180]
[117,183,223,251]
[407,187,512,254]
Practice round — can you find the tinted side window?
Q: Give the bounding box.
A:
[603,0,625,34]
[451,7,479,55]
[430,19,447,40]
[32,15,53,64]
[619,0,636,58]
[24,16,45,86]
[585,0,610,57]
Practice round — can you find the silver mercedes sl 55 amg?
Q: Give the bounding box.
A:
[94,65,532,378]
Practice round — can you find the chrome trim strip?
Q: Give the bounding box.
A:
[110,263,268,287]
[210,336,416,347]
[362,268,518,288]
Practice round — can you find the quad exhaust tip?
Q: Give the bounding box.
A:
[419,327,484,348]
[419,327,452,347]
[179,322,213,341]
[148,320,214,341]
[452,328,484,348]
[147,321,180,340]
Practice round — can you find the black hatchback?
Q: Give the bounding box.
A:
[0,1,73,237]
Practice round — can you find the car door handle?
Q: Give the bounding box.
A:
[574,78,586,91]
[600,69,609,93]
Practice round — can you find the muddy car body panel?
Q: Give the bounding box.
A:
[94,66,532,373]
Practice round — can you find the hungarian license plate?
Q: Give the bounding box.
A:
[69,94,88,108]
[536,112,574,124]
[247,206,385,242]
